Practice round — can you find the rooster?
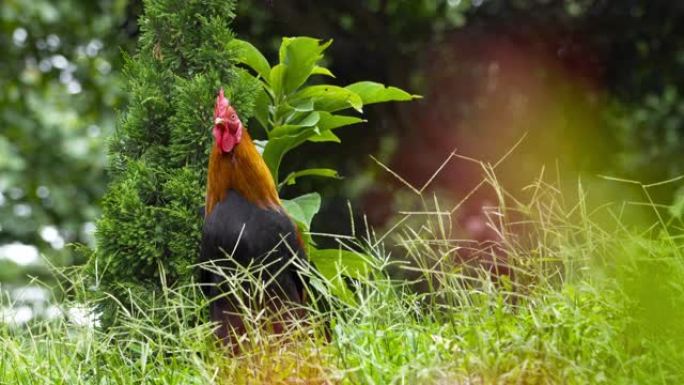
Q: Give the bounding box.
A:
[199,89,308,348]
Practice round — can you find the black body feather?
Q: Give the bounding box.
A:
[199,190,307,341]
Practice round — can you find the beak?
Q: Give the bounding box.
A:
[214,117,224,125]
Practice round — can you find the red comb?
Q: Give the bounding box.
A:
[214,88,229,118]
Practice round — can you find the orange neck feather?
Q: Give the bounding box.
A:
[205,131,281,217]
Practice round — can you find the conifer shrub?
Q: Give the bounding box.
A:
[91,0,259,326]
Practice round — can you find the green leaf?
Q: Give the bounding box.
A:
[311,65,335,77]
[309,248,373,281]
[269,64,286,97]
[290,98,314,112]
[323,274,356,305]
[262,129,315,181]
[274,101,295,123]
[270,111,320,137]
[293,111,321,127]
[345,81,420,105]
[317,112,365,131]
[263,112,364,177]
[308,130,340,143]
[269,124,303,138]
[263,127,318,181]
[278,37,331,94]
[309,247,373,304]
[280,168,341,188]
[273,96,319,126]
[281,192,321,230]
[253,87,271,131]
[269,124,304,138]
[291,85,363,112]
[308,248,375,304]
[305,112,364,142]
[227,39,271,80]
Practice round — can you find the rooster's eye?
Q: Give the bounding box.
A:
[230,114,237,121]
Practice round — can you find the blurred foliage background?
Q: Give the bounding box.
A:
[2,0,684,290]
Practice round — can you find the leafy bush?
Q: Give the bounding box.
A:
[228,36,418,292]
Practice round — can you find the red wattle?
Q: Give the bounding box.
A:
[213,125,241,153]
[220,131,236,153]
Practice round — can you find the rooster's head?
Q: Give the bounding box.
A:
[213,88,243,153]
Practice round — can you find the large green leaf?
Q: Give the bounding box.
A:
[269,64,286,98]
[292,111,321,127]
[278,37,331,95]
[262,112,363,178]
[280,168,341,188]
[269,124,306,138]
[281,192,321,230]
[304,112,365,143]
[270,111,320,137]
[317,112,365,131]
[228,39,271,80]
[311,65,335,78]
[289,98,314,112]
[262,127,318,182]
[308,248,375,305]
[345,81,420,105]
[262,114,365,182]
[309,248,373,281]
[291,85,363,112]
[252,86,271,132]
[319,274,356,305]
[308,130,340,143]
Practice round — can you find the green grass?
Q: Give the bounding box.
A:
[2,163,683,384]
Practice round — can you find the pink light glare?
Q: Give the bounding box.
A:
[362,24,613,271]
[390,25,606,204]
